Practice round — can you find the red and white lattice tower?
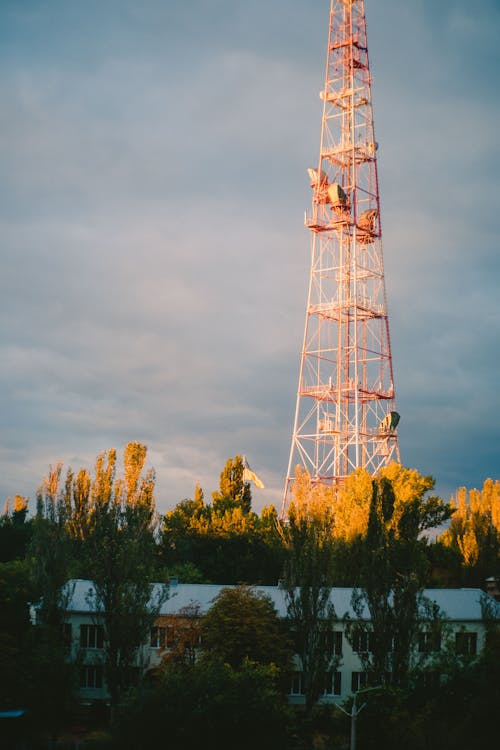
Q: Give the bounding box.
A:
[282,0,400,515]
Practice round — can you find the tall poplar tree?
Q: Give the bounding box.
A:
[345,466,453,687]
[440,479,500,584]
[212,455,252,514]
[82,443,167,706]
[28,463,78,739]
[31,442,167,708]
[281,468,338,711]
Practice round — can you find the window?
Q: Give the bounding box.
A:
[455,632,477,657]
[150,627,166,648]
[352,631,373,654]
[322,630,343,656]
[61,623,72,647]
[290,671,304,695]
[418,631,441,654]
[80,665,103,689]
[323,670,342,696]
[80,624,104,649]
[333,631,343,656]
[351,671,370,692]
[150,625,175,648]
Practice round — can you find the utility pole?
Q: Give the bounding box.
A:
[282,0,400,517]
[336,685,382,750]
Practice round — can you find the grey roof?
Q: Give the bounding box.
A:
[63,579,497,622]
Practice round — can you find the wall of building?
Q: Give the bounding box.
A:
[63,605,489,706]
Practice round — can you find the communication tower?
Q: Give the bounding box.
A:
[282,0,400,515]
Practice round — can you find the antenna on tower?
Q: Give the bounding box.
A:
[282,0,400,518]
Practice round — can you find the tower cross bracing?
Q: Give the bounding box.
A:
[282,0,400,515]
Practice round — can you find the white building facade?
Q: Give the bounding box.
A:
[55,580,497,706]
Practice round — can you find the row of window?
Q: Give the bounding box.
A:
[67,624,477,658]
[81,665,447,696]
[352,631,477,656]
[150,625,202,649]
[290,670,444,697]
[81,665,449,696]
[290,671,342,697]
[79,665,140,690]
[290,671,387,696]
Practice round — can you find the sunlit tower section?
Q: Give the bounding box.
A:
[282,0,400,516]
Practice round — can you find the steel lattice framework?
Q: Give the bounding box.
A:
[282,0,400,515]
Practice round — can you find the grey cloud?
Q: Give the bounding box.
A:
[1,0,499,515]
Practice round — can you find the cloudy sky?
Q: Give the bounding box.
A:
[1,0,499,516]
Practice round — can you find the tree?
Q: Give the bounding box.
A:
[27,464,79,740]
[159,484,210,572]
[280,467,338,712]
[331,468,373,540]
[212,455,252,514]
[114,659,294,750]
[30,463,74,628]
[159,474,285,585]
[201,585,292,676]
[354,622,500,750]
[82,443,168,706]
[30,443,168,709]
[0,560,32,709]
[155,603,203,668]
[345,465,453,688]
[0,496,31,562]
[440,479,500,586]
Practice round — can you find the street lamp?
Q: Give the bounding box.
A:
[335,685,382,750]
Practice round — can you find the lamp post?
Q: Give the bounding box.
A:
[335,685,382,750]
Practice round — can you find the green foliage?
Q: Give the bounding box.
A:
[159,465,285,584]
[201,585,292,675]
[5,448,500,746]
[20,470,82,738]
[426,540,463,587]
[29,443,168,707]
[0,560,32,643]
[24,622,79,739]
[0,496,31,562]
[351,638,500,750]
[113,659,294,750]
[281,468,338,711]
[30,463,74,628]
[345,468,451,688]
[212,455,252,514]
[79,444,168,705]
[164,561,209,583]
[440,479,500,586]
[0,560,32,709]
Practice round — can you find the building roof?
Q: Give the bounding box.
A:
[63,579,497,622]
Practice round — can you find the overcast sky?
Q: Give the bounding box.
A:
[1,0,499,516]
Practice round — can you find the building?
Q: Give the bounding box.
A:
[51,579,497,706]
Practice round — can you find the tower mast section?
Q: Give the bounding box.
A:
[282,0,400,516]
